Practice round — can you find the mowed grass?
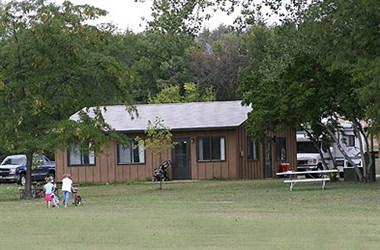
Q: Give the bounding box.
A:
[0,180,380,250]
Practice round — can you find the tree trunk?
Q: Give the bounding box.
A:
[318,149,329,170]
[356,122,375,182]
[327,147,337,169]
[369,134,376,182]
[24,151,34,199]
[353,122,367,182]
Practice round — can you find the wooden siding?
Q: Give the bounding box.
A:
[237,124,262,179]
[171,130,238,180]
[56,125,296,183]
[237,123,297,179]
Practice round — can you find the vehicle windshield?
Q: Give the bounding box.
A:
[1,156,26,165]
[297,142,320,154]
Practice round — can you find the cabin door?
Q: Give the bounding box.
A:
[264,138,273,178]
[172,138,191,180]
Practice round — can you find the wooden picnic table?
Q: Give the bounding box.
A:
[276,169,339,191]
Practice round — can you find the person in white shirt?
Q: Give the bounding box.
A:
[61,174,73,208]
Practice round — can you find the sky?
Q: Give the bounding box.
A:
[52,0,238,33]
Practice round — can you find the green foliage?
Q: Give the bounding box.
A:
[182,82,216,102]
[304,0,380,132]
[0,0,132,150]
[138,0,244,102]
[183,82,199,102]
[202,85,217,102]
[148,0,237,35]
[149,82,215,104]
[149,0,199,34]
[237,0,379,181]
[239,0,380,132]
[0,0,133,195]
[149,85,182,104]
[356,58,380,132]
[108,31,195,102]
[138,117,174,155]
[190,26,246,100]
[240,24,304,138]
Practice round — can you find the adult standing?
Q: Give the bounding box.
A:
[62,174,73,208]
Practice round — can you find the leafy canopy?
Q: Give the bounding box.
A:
[0,0,133,155]
[149,82,215,104]
[0,0,133,195]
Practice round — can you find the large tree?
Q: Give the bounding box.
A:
[302,0,380,181]
[107,30,195,103]
[239,0,380,181]
[0,0,132,197]
[131,0,242,102]
[190,26,246,100]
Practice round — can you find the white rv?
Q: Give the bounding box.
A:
[297,122,362,173]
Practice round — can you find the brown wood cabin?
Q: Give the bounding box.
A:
[55,101,296,183]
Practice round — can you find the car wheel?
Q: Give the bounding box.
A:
[19,174,26,186]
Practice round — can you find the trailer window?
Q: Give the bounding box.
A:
[297,142,319,154]
[343,135,355,147]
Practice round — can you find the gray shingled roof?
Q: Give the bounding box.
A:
[71,100,252,132]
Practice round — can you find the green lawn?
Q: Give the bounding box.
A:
[0,180,379,250]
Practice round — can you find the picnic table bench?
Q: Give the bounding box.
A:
[277,170,339,191]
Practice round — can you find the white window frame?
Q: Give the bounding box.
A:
[197,136,226,161]
[117,140,145,164]
[68,144,95,166]
[248,138,259,161]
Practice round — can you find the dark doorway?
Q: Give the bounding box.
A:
[172,138,191,180]
[264,138,273,178]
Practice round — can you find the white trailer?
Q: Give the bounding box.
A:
[297,122,363,174]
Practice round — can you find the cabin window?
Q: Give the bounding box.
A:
[117,140,145,164]
[276,137,287,162]
[197,137,225,161]
[247,138,259,160]
[343,135,355,147]
[68,144,95,166]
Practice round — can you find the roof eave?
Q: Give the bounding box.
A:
[114,125,240,134]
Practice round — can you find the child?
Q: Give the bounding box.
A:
[61,174,73,208]
[43,177,54,208]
